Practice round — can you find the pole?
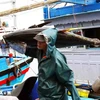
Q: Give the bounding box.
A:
[0,0,59,17]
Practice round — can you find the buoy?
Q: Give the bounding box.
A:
[9,53,14,63]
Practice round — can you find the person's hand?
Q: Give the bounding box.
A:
[92,38,100,46]
[20,42,27,49]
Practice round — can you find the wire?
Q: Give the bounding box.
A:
[72,5,79,27]
[25,60,38,76]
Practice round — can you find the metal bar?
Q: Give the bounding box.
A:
[60,0,96,5]
[60,0,85,4]
[44,3,100,19]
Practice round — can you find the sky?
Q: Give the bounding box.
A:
[0,0,44,29]
[0,0,72,29]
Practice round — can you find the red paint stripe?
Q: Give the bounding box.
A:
[0,67,29,86]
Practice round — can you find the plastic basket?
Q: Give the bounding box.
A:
[68,88,90,98]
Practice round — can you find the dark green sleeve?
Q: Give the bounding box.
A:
[55,57,80,100]
[25,46,38,58]
[55,58,74,84]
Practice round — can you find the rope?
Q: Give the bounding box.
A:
[72,5,79,27]
[24,60,38,76]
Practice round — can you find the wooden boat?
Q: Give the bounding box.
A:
[0,56,33,95]
[0,26,33,90]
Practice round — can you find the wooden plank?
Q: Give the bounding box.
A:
[3,28,100,48]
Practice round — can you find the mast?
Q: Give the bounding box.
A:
[0,0,59,17]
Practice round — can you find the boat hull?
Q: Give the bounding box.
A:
[0,57,33,87]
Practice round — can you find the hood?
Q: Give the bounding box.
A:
[41,28,58,56]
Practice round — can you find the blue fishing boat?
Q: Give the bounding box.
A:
[0,56,33,95]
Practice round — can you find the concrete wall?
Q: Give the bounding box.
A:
[60,49,100,84]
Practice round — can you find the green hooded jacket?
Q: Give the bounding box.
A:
[25,28,80,100]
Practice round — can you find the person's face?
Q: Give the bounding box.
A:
[37,41,47,51]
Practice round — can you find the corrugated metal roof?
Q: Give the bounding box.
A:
[45,11,100,29]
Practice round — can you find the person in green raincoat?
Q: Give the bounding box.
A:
[7,28,80,100]
[25,28,80,100]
